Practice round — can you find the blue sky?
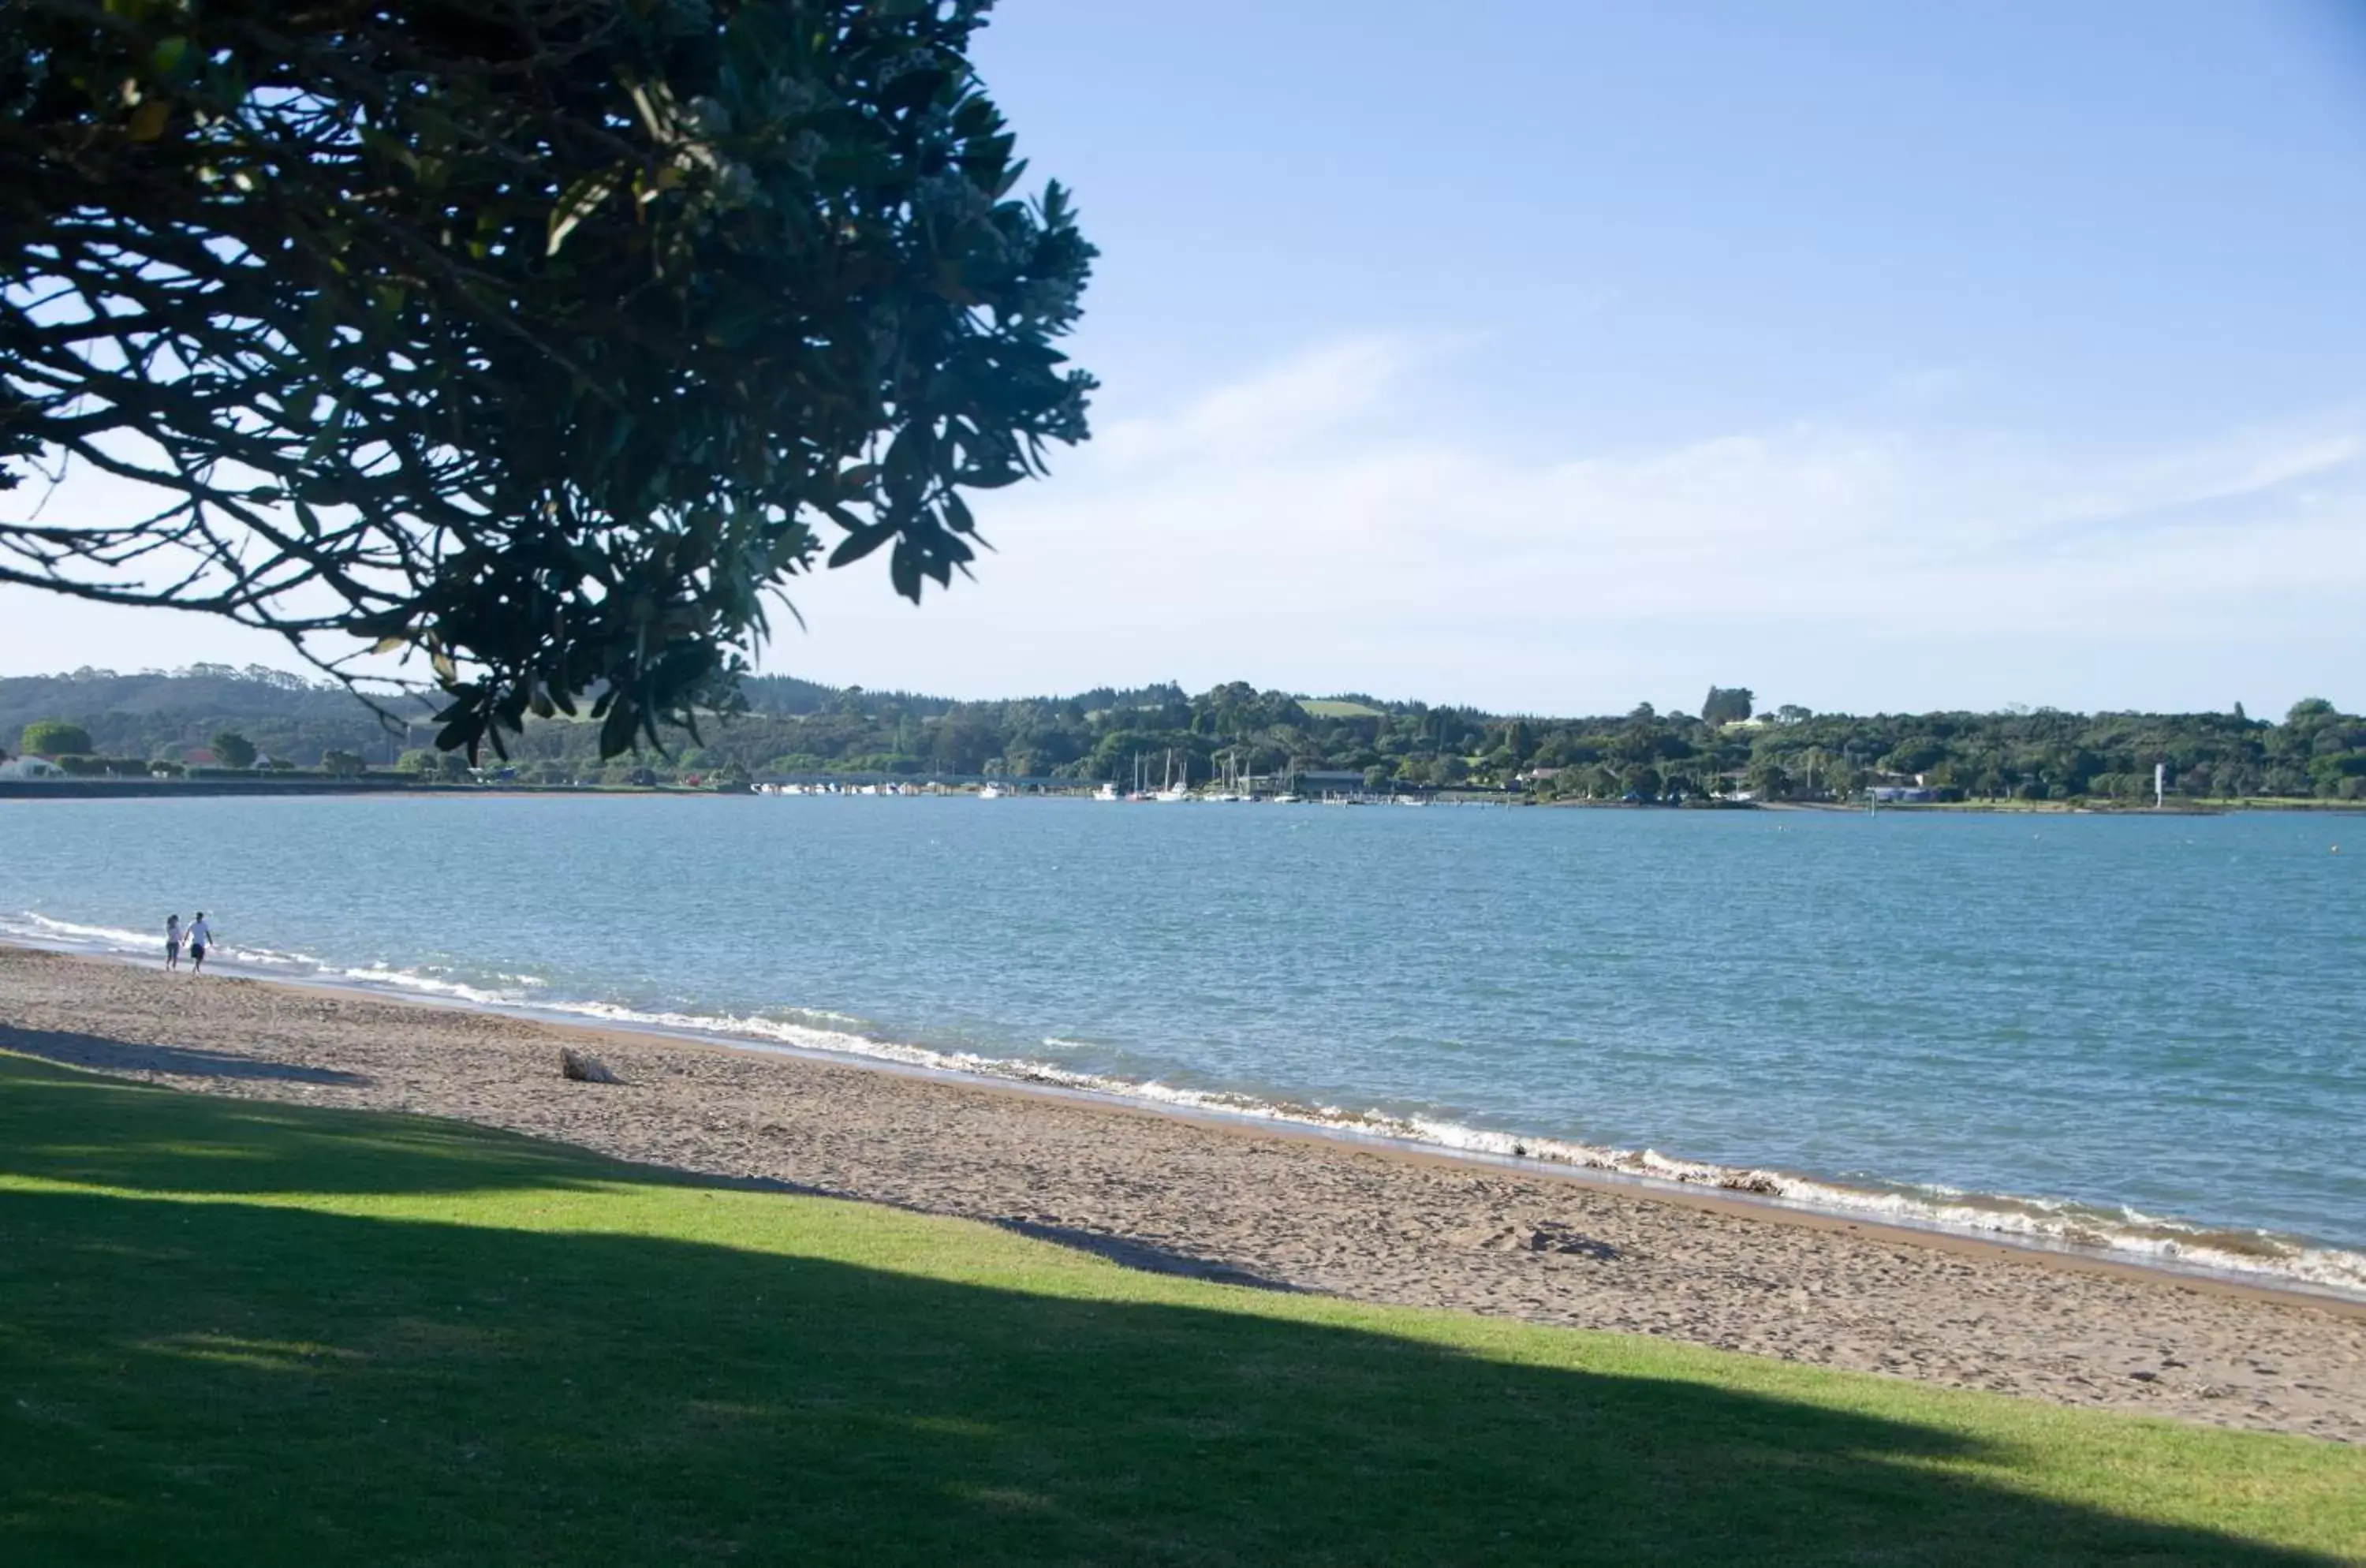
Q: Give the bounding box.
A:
[5,0,2363,716]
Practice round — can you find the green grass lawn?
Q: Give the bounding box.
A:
[2,1050,2360,1565]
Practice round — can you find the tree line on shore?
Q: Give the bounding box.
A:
[5,666,2363,804]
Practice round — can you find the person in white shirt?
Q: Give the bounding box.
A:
[165,913,182,972]
[186,913,213,975]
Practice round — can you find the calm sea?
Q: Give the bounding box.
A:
[4,795,2360,1291]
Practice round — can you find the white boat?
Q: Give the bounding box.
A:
[978,782,1003,800]
[1093,782,1119,801]
[1151,747,1190,801]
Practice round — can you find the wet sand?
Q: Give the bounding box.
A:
[3,944,2361,1442]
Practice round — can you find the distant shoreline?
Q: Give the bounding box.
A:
[6,776,2363,815]
[11,670,2362,813]
[0,777,677,801]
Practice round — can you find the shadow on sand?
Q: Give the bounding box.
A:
[995,1217,1301,1290]
[0,1024,370,1086]
[0,1045,579,1197]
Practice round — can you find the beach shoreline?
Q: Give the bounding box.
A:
[11,911,2359,1305]
[2,943,2361,1442]
[49,938,2366,1312]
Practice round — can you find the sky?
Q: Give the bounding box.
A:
[5,0,2364,717]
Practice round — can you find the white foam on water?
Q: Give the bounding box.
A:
[1381,1116,2366,1297]
[0,912,548,1007]
[2,912,162,953]
[331,965,535,1008]
[6,907,2362,1298]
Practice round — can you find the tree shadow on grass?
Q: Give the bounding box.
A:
[0,1049,610,1197]
[0,1059,2355,1566]
[0,1189,2350,1568]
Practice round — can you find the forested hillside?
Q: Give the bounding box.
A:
[3,667,2361,802]
[0,666,433,768]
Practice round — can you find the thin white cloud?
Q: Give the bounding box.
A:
[6,334,2360,714]
[1092,336,1416,468]
[780,334,2366,711]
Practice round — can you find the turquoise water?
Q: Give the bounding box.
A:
[3,795,2361,1290]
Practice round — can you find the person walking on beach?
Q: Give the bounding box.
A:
[164,913,182,972]
[185,912,212,976]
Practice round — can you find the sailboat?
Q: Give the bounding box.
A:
[1152,749,1190,803]
[1211,748,1245,801]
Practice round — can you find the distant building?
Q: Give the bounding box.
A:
[1297,769,1371,793]
[0,755,65,779]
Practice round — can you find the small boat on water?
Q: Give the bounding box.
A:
[1093,782,1119,801]
[1151,747,1191,802]
[978,782,1004,800]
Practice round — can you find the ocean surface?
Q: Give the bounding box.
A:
[3,794,2361,1293]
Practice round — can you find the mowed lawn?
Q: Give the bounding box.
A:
[1,1051,2360,1566]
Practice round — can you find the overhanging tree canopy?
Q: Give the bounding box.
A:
[0,0,1094,756]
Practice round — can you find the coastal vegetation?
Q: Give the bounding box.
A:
[6,666,2364,804]
[13,719,87,757]
[2,1050,2360,1564]
[1,1,1092,758]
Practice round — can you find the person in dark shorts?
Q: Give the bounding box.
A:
[185,912,213,975]
[165,913,182,972]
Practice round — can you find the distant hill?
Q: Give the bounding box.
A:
[0,666,431,767]
[2,666,2359,804]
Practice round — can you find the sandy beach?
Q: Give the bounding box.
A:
[2,943,2360,1443]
